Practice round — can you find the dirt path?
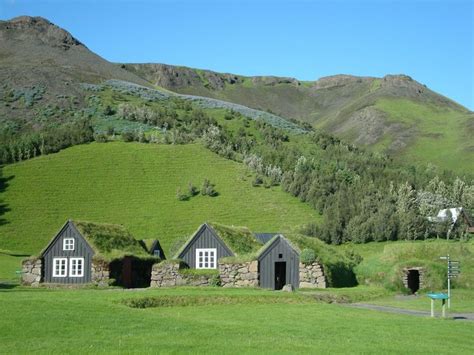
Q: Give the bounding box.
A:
[347,303,474,321]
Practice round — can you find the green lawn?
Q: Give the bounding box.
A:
[0,252,25,282]
[368,289,474,314]
[0,287,472,354]
[0,142,319,259]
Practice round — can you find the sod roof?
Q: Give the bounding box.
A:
[72,220,152,261]
[174,222,262,259]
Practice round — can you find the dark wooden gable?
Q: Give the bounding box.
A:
[149,240,165,259]
[258,235,300,289]
[41,220,95,283]
[177,224,234,268]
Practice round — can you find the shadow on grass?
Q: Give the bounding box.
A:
[0,283,20,290]
[327,261,358,288]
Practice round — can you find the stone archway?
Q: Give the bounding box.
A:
[402,267,425,294]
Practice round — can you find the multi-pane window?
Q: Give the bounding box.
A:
[52,258,68,277]
[196,248,216,269]
[63,238,75,251]
[69,258,84,277]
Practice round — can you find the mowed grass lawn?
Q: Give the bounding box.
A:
[0,142,319,257]
[0,287,472,354]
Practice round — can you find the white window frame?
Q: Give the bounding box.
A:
[52,258,68,277]
[196,248,217,269]
[69,257,84,277]
[63,238,75,251]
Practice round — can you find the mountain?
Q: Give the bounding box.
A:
[122,63,474,173]
[0,16,150,130]
[0,16,472,173]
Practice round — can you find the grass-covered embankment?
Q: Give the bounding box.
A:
[341,240,474,291]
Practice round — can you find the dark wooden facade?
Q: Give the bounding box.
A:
[258,235,299,290]
[42,221,94,284]
[177,224,234,268]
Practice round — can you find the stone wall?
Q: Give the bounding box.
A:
[91,260,110,286]
[21,258,42,287]
[402,267,425,291]
[150,261,212,287]
[299,262,327,288]
[219,261,258,287]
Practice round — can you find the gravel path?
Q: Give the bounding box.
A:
[347,303,474,321]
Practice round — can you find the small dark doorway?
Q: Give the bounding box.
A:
[122,257,133,288]
[407,269,420,294]
[274,262,286,290]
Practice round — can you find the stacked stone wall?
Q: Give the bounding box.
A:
[21,258,42,287]
[218,261,258,287]
[150,261,212,287]
[91,260,110,286]
[299,262,327,288]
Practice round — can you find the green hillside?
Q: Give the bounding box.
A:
[125,64,474,174]
[0,142,319,256]
[342,240,474,290]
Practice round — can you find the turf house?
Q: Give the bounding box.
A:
[21,220,160,288]
[150,223,326,290]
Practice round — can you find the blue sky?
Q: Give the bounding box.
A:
[1,0,473,109]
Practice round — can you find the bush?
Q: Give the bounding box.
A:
[122,131,137,142]
[94,133,108,143]
[103,105,115,116]
[252,176,263,187]
[209,274,221,287]
[176,188,189,201]
[201,178,218,197]
[188,182,199,197]
[300,248,316,264]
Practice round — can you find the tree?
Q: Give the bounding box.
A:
[201,179,218,197]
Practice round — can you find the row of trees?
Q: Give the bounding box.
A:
[0,119,94,165]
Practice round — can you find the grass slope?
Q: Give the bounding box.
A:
[0,142,319,258]
[341,240,474,290]
[0,287,472,353]
[374,99,474,173]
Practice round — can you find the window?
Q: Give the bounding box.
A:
[69,258,84,277]
[63,238,75,251]
[52,258,67,277]
[196,248,217,269]
[153,250,161,258]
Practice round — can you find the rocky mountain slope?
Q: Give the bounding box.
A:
[0,16,150,130]
[123,63,474,171]
[0,16,472,172]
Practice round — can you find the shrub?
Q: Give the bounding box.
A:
[176,188,189,201]
[300,248,316,264]
[103,105,115,116]
[209,274,221,287]
[94,133,108,143]
[201,178,218,197]
[252,176,263,187]
[122,131,137,142]
[188,182,199,197]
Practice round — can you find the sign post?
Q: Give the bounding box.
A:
[440,255,461,309]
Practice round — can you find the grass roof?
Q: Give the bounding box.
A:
[72,221,152,261]
[174,223,262,259]
[207,223,261,255]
